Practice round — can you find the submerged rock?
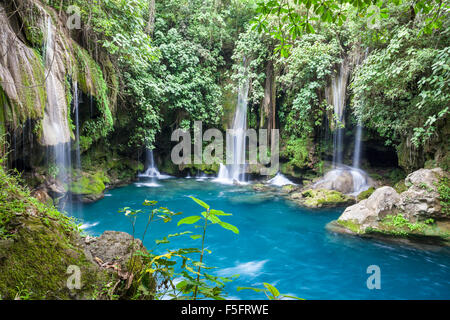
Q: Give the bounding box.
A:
[69,171,108,203]
[329,168,450,245]
[290,188,355,208]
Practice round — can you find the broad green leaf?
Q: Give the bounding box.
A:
[210,209,232,216]
[177,215,202,226]
[189,196,210,209]
[218,221,239,234]
[263,283,280,297]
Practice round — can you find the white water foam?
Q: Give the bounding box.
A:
[268,173,296,186]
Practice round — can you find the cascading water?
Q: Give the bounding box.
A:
[73,81,81,170]
[43,17,71,196]
[137,149,171,187]
[216,68,250,184]
[326,62,349,167]
[315,59,370,194]
[352,124,363,169]
[268,173,296,187]
[141,149,160,177]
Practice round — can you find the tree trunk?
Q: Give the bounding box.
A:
[146,0,156,36]
[260,58,276,143]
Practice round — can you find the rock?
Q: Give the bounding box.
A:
[83,231,145,270]
[31,188,53,206]
[46,180,67,196]
[69,171,107,203]
[331,168,450,246]
[365,187,401,218]
[291,188,355,208]
[281,184,298,193]
[405,168,444,187]
[399,168,447,220]
[313,170,354,194]
[313,168,372,194]
[338,199,377,230]
[252,183,269,192]
[339,187,400,230]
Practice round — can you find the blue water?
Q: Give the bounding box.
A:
[68,178,450,300]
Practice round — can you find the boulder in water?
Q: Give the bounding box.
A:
[289,188,355,208]
[313,167,371,194]
[329,168,450,245]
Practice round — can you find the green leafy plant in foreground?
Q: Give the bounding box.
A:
[119,196,239,300]
[238,283,303,300]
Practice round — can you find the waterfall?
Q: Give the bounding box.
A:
[73,82,81,170]
[141,149,160,177]
[43,17,71,193]
[138,149,171,181]
[268,173,296,187]
[314,58,370,195]
[216,69,250,184]
[352,124,363,169]
[326,62,349,167]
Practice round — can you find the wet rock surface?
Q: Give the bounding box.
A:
[329,168,450,245]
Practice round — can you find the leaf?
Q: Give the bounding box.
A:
[281,294,305,300]
[190,235,202,240]
[210,209,232,216]
[218,221,239,234]
[189,196,210,209]
[263,283,280,298]
[177,215,202,226]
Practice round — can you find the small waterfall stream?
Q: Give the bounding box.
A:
[73,81,81,170]
[315,58,370,194]
[137,149,171,186]
[327,62,349,168]
[216,70,250,184]
[43,17,71,192]
[352,124,363,169]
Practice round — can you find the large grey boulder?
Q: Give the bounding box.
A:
[338,186,400,230]
[399,168,447,220]
[314,169,354,194]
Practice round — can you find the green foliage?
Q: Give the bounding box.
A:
[282,137,312,169]
[252,0,447,56]
[238,283,303,300]
[437,176,450,215]
[119,196,239,300]
[357,187,375,202]
[352,21,449,150]
[377,213,431,236]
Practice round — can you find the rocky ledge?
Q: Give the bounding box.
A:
[327,168,450,246]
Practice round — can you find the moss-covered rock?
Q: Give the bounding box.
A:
[289,188,354,208]
[69,171,108,203]
[393,180,408,194]
[357,187,375,202]
[281,184,298,194]
[0,164,108,299]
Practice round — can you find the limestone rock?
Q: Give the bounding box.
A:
[399,168,447,219]
[83,231,145,270]
[365,186,401,218]
[338,187,400,230]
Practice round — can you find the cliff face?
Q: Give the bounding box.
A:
[0,0,114,161]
